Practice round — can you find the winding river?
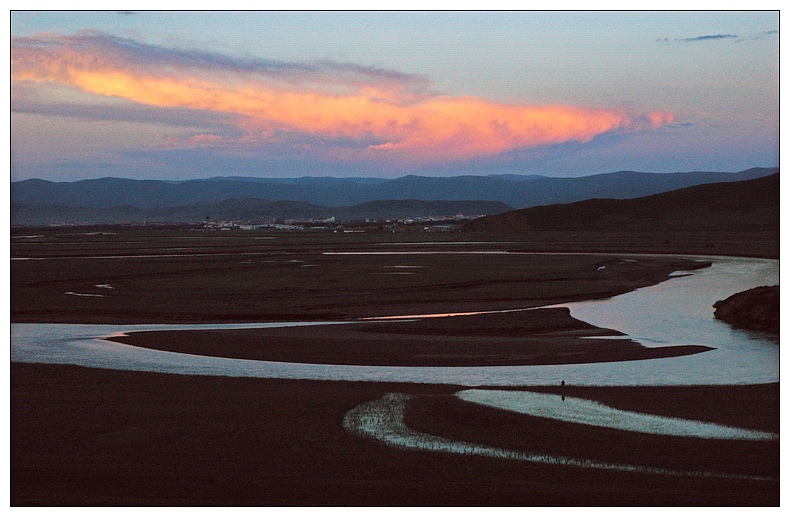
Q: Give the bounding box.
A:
[11,254,778,387]
[13,253,779,480]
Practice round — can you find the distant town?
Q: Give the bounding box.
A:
[202,213,485,232]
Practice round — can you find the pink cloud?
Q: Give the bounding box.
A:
[12,31,675,162]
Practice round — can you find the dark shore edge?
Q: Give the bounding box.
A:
[105,322,715,367]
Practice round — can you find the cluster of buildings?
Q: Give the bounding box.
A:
[203,214,484,232]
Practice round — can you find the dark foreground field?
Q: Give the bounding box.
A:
[10,364,778,506]
[10,228,779,505]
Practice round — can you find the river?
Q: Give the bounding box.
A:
[10,254,778,386]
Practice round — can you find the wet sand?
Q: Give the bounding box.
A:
[11,364,778,506]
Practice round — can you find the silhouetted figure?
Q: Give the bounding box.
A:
[560,379,566,401]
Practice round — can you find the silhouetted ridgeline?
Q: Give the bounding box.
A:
[11,167,776,209]
[460,173,779,234]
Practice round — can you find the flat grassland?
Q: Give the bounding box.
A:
[10,228,779,505]
[11,229,715,323]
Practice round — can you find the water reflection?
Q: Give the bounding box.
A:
[560,256,778,348]
[10,255,778,386]
[457,389,778,441]
[342,393,773,480]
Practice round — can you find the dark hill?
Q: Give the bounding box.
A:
[151,199,326,222]
[713,286,779,334]
[461,173,779,233]
[332,199,509,219]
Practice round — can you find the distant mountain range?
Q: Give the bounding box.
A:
[11,167,776,209]
[460,173,780,234]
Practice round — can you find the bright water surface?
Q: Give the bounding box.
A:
[457,389,778,440]
[341,392,774,480]
[11,254,779,386]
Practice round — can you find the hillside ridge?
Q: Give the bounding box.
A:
[461,173,779,233]
[11,167,777,210]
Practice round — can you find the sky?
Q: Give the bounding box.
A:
[9,10,780,182]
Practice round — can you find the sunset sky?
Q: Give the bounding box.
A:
[10,10,779,181]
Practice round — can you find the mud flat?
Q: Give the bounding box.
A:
[10,230,710,324]
[11,364,778,506]
[108,308,712,367]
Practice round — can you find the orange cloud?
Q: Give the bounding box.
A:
[11,32,675,161]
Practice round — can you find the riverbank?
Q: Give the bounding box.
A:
[107,308,713,367]
[10,363,779,506]
[714,285,780,334]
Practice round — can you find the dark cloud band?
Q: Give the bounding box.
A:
[12,30,429,89]
[656,34,739,43]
